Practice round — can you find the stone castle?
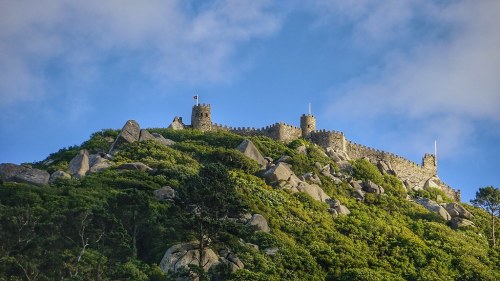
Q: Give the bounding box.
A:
[169,103,460,201]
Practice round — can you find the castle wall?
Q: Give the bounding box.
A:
[212,122,301,142]
[341,140,463,199]
[309,130,346,151]
[186,104,459,200]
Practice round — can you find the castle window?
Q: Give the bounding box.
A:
[308,125,310,128]
[205,113,208,117]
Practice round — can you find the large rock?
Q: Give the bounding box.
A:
[350,180,363,190]
[154,186,176,201]
[415,198,451,221]
[334,205,351,216]
[220,252,244,273]
[0,163,50,186]
[424,176,441,190]
[362,180,384,194]
[139,129,156,142]
[236,139,267,168]
[109,120,141,153]
[247,214,270,233]
[49,170,71,183]
[377,160,395,176]
[297,183,331,203]
[300,172,322,185]
[443,203,473,219]
[352,189,365,201]
[450,217,475,230]
[159,242,220,273]
[263,162,294,184]
[116,162,153,172]
[151,133,176,146]
[88,156,113,174]
[69,150,89,179]
[326,147,350,162]
[168,116,185,130]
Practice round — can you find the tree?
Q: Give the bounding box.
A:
[178,163,247,278]
[471,186,500,247]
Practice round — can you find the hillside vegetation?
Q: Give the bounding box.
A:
[0,128,499,280]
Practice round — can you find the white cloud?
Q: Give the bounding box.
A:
[0,0,281,108]
[323,0,500,159]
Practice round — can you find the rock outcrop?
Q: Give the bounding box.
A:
[88,154,113,174]
[415,198,451,221]
[168,116,185,130]
[247,214,270,233]
[153,186,176,201]
[377,160,395,176]
[159,242,219,273]
[49,170,71,183]
[116,162,153,172]
[262,162,294,185]
[300,172,322,185]
[362,180,384,194]
[69,150,90,179]
[0,163,50,186]
[450,217,475,230]
[220,251,245,273]
[443,203,473,219]
[236,139,267,168]
[109,120,141,153]
[138,129,156,142]
[326,147,350,162]
[262,162,349,216]
[138,129,176,147]
[151,133,176,146]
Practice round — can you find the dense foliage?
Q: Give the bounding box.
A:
[1,129,499,280]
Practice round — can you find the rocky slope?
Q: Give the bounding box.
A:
[0,121,498,280]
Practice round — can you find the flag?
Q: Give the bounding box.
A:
[194,95,198,100]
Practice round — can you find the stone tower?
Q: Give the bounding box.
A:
[300,114,316,138]
[422,154,437,175]
[191,104,212,131]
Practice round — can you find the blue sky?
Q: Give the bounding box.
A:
[1,0,499,202]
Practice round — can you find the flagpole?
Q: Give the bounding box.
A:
[434,140,437,165]
[308,103,311,115]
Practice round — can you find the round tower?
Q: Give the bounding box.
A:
[300,114,316,137]
[191,104,212,131]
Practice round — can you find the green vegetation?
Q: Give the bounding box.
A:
[1,129,499,280]
[472,186,500,247]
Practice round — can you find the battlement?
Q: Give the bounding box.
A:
[169,102,458,200]
[191,104,212,131]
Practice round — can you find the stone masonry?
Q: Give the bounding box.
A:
[169,103,460,201]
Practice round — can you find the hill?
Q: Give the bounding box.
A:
[0,125,498,280]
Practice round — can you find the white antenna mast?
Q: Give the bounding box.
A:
[434,140,437,165]
[308,102,311,115]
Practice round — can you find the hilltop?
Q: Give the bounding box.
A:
[0,119,498,280]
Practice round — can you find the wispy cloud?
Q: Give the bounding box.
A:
[320,0,500,158]
[0,0,282,110]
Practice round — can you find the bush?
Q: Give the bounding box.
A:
[351,158,384,185]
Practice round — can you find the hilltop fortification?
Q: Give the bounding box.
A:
[168,104,460,201]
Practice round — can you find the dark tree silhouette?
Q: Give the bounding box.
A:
[472,186,500,247]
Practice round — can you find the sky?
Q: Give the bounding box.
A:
[1,0,499,202]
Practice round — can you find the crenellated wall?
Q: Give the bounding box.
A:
[345,140,431,188]
[212,122,301,142]
[309,130,346,151]
[170,103,460,201]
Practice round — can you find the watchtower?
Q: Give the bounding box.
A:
[422,154,437,175]
[191,104,212,131]
[300,114,316,138]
